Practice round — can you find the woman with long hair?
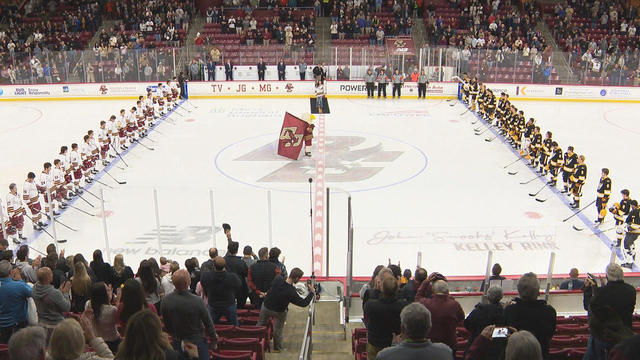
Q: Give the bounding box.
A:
[115,310,197,360]
[84,282,121,354]
[90,250,114,286]
[48,317,113,360]
[112,254,134,291]
[136,260,164,309]
[71,262,93,313]
[117,278,155,328]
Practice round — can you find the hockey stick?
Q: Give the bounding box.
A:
[137,140,155,151]
[475,127,491,136]
[75,193,95,208]
[143,135,156,142]
[485,136,497,142]
[51,218,77,232]
[104,170,127,185]
[80,187,100,201]
[24,213,59,241]
[68,204,95,217]
[110,144,128,167]
[572,225,585,231]
[592,226,615,236]
[459,109,469,116]
[520,174,545,185]
[562,199,597,222]
[503,157,522,169]
[508,170,519,175]
[529,184,546,197]
[187,99,199,108]
[94,179,115,189]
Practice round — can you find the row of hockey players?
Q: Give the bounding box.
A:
[460,75,640,268]
[0,80,181,246]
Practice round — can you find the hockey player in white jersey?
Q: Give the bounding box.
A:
[81,135,96,181]
[97,121,110,166]
[70,143,86,191]
[117,110,128,150]
[87,130,100,174]
[5,183,27,244]
[23,172,46,230]
[52,159,70,208]
[39,162,61,216]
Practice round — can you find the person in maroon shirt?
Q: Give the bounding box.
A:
[418,280,465,350]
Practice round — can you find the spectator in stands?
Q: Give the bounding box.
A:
[161,261,180,296]
[90,250,114,286]
[277,57,286,80]
[559,268,585,290]
[16,245,40,283]
[257,267,315,352]
[464,286,505,358]
[242,246,257,268]
[8,325,46,360]
[225,59,234,81]
[84,282,120,354]
[377,303,452,360]
[364,276,407,359]
[248,247,280,309]
[48,317,113,360]
[609,334,640,360]
[466,325,543,360]
[33,267,71,328]
[201,256,241,325]
[399,267,426,303]
[111,254,134,292]
[136,260,164,309]
[0,260,32,343]
[583,263,636,360]
[299,60,307,80]
[117,278,156,328]
[201,248,218,272]
[117,309,199,360]
[418,280,464,350]
[0,239,8,256]
[224,241,249,309]
[71,262,93,313]
[257,57,267,81]
[269,247,287,278]
[185,257,201,294]
[480,263,507,291]
[161,269,217,360]
[503,272,556,359]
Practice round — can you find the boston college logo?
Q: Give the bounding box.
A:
[99,85,108,94]
[285,83,294,92]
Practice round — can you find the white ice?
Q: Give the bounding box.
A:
[1,96,638,277]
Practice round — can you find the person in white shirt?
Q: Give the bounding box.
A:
[51,159,69,209]
[38,162,59,216]
[97,121,110,166]
[81,135,96,182]
[315,80,325,113]
[70,143,85,193]
[6,183,27,244]
[56,146,75,198]
[23,172,46,230]
[117,109,128,150]
[87,130,100,174]
[126,107,138,143]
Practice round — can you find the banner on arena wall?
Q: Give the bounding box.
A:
[277,112,307,160]
[188,80,315,96]
[385,37,416,56]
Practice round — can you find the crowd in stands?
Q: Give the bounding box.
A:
[547,0,640,85]
[355,260,639,360]
[0,222,317,360]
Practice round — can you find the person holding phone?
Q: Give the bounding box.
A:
[465,325,542,360]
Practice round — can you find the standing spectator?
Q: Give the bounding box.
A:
[71,262,93,313]
[117,278,156,329]
[277,58,286,80]
[33,268,71,328]
[583,263,636,359]
[0,260,32,343]
[189,60,199,81]
[201,257,241,325]
[480,263,507,291]
[185,258,201,294]
[90,250,113,286]
[242,246,258,268]
[364,276,408,359]
[201,248,218,272]
[257,57,267,81]
[299,60,307,80]
[377,303,453,360]
[224,241,248,309]
[48,317,114,360]
[400,267,427,303]
[16,245,40,283]
[207,59,216,81]
[161,261,180,296]
[136,260,164,309]
[559,268,585,290]
[315,80,325,113]
[269,247,287,278]
[466,326,543,360]
[161,269,217,360]
[503,273,556,360]
[117,310,199,360]
[418,280,465,350]
[257,268,315,352]
[206,7,214,23]
[248,247,280,309]
[225,59,233,81]
[8,326,46,360]
[111,254,134,291]
[464,287,505,358]
[85,282,120,354]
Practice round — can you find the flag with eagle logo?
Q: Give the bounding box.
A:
[277,112,307,160]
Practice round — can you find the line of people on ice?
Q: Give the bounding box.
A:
[460,74,640,268]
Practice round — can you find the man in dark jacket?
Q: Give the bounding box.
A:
[256,268,315,352]
[503,272,557,360]
[225,60,233,81]
[400,267,426,303]
[224,241,249,309]
[200,257,241,325]
[583,263,636,360]
[248,247,280,309]
[277,58,286,80]
[364,276,408,359]
[257,58,267,80]
[464,286,506,359]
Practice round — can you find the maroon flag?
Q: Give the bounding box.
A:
[277,112,307,160]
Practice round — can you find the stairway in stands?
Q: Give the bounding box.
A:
[315,16,332,64]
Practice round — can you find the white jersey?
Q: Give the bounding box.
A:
[55,153,68,173]
[145,97,154,110]
[81,142,92,160]
[6,192,23,216]
[23,181,39,201]
[136,107,144,120]
[107,120,116,135]
[117,114,126,128]
[127,111,136,124]
[70,150,81,169]
[38,171,54,192]
[51,167,65,186]
[90,137,99,153]
[170,82,179,93]
[98,127,108,145]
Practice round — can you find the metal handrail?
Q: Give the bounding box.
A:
[298,298,316,360]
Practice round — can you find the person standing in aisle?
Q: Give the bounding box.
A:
[417,69,429,99]
[377,69,388,99]
[391,69,404,98]
[364,68,376,98]
[314,80,325,113]
[277,58,286,81]
[257,58,266,81]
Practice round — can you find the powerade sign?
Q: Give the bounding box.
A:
[146,85,160,93]
[339,84,367,93]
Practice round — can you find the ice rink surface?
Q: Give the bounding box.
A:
[1,96,639,277]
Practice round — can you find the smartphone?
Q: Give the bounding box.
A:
[587,273,596,281]
[492,327,509,338]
